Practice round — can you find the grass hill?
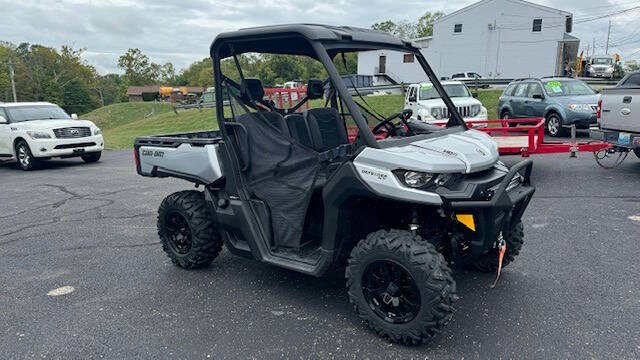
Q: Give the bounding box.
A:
[83,90,501,150]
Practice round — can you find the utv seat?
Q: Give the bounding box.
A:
[258,111,290,137]
[304,107,349,152]
[284,113,314,149]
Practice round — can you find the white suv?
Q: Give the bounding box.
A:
[0,102,104,170]
[405,81,488,124]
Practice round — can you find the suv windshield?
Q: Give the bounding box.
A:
[592,58,613,65]
[420,84,471,100]
[542,80,596,97]
[6,105,70,122]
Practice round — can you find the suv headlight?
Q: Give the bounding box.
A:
[431,107,444,119]
[568,103,591,112]
[605,67,614,73]
[93,128,102,135]
[26,131,52,139]
[470,104,481,117]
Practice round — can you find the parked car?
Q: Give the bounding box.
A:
[0,102,104,170]
[451,72,482,80]
[405,81,488,123]
[587,55,615,79]
[591,71,640,159]
[498,77,600,137]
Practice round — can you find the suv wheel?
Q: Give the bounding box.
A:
[545,113,565,137]
[501,110,516,127]
[15,141,38,171]
[157,190,223,269]
[346,229,456,345]
[81,152,101,163]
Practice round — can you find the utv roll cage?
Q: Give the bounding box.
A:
[210,24,468,149]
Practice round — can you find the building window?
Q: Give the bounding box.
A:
[454,24,462,33]
[532,19,542,32]
[403,54,414,63]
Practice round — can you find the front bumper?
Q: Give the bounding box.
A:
[445,160,535,259]
[29,135,104,158]
[566,111,597,128]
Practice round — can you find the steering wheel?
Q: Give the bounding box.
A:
[372,109,413,137]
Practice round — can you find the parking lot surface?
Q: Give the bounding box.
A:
[1,149,639,359]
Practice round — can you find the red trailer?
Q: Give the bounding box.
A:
[347,118,610,157]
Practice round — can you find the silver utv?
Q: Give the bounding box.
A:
[134,24,535,345]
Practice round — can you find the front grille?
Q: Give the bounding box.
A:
[53,127,91,139]
[443,106,473,118]
[590,105,598,112]
[54,142,96,149]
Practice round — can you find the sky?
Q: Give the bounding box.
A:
[0,0,639,74]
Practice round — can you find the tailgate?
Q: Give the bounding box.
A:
[134,134,223,185]
[601,88,640,133]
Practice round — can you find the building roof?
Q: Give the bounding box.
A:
[127,86,205,96]
[435,0,571,24]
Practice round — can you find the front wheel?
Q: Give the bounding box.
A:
[545,113,566,137]
[157,190,223,269]
[346,229,456,345]
[15,141,38,171]
[502,110,516,127]
[81,152,101,163]
[634,148,640,159]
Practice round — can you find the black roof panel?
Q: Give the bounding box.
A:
[211,23,409,59]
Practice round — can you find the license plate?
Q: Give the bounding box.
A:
[73,148,86,154]
[618,132,631,145]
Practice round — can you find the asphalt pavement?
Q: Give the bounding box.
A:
[1,147,639,359]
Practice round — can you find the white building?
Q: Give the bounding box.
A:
[358,0,579,84]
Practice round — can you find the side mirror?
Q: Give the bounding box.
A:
[71,113,78,120]
[472,92,478,98]
[532,94,544,100]
[0,115,7,124]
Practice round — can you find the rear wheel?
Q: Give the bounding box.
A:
[15,141,38,171]
[545,113,566,137]
[346,229,456,345]
[467,221,524,272]
[81,152,101,163]
[157,190,223,269]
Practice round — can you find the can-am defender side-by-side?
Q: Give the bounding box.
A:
[134,25,535,345]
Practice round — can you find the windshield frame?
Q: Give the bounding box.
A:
[542,79,596,97]
[211,35,468,150]
[592,58,613,65]
[5,105,71,123]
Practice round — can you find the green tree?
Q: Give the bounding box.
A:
[117,48,157,85]
[417,11,445,37]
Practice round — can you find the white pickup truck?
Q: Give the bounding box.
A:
[591,72,640,158]
[0,102,104,170]
[405,81,488,124]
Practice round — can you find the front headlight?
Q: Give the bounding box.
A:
[605,67,614,73]
[470,104,481,117]
[568,103,592,112]
[431,107,444,120]
[404,171,435,188]
[26,131,52,139]
[93,128,102,135]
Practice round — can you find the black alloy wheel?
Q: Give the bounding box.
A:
[362,260,421,324]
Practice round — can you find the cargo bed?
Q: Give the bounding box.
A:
[134,130,223,185]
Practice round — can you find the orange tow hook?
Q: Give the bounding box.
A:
[490,237,507,288]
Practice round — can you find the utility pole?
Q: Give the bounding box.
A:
[8,59,17,103]
[592,37,596,56]
[605,19,612,55]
